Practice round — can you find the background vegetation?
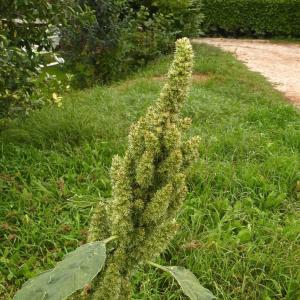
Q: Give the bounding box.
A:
[0,0,203,117]
[0,0,73,117]
[202,0,300,37]
[1,44,299,299]
[60,0,203,87]
[1,1,300,299]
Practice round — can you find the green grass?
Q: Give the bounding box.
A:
[1,44,300,300]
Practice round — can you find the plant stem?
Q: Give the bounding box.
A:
[103,235,118,244]
[146,261,167,272]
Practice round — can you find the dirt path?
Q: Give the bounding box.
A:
[193,38,300,107]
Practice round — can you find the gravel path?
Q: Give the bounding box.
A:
[194,38,300,107]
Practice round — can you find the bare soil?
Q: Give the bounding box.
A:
[193,38,300,107]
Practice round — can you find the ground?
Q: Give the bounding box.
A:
[0,44,300,300]
[194,38,300,107]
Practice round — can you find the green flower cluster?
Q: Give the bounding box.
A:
[89,38,199,300]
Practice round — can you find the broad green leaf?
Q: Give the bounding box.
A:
[13,241,107,300]
[159,265,216,300]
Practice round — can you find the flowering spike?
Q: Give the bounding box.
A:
[142,183,173,225]
[89,38,199,299]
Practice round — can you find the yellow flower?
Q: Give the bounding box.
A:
[52,92,63,107]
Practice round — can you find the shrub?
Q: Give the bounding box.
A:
[0,0,72,117]
[0,35,71,118]
[117,6,175,71]
[59,1,125,87]
[0,35,38,117]
[152,0,204,37]
[59,0,204,86]
[202,0,300,37]
[121,0,204,67]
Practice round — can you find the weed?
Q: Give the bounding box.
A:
[0,43,299,299]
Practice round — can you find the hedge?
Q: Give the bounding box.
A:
[202,0,300,37]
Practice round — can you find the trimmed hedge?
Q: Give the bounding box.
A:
[202,0,300,37]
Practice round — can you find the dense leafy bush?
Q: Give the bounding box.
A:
[0,35,38,117]
[0,35,70,117]
[0,0,68,51]
[0,0,72,117]
[150,0,204,37]
[118,7,175,72]
[202,0,300,37]
[127,0,203,37]
[59,0,203,86]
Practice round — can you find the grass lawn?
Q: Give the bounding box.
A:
[0,44,300,299]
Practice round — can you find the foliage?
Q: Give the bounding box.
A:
[0,34,70,117]
[151,0,204,37]
[1,44,300,299]
[13,242,215,300]
[202,0,300,37]
[117,7,175,73]
[0,0,72,117]
[13,241,107,300]
[59,2,124,87]
[126,0,203,37]
[0,35,38,117]
[59,0,203,87]
[149,262,215,300]
[0,0,71,51]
